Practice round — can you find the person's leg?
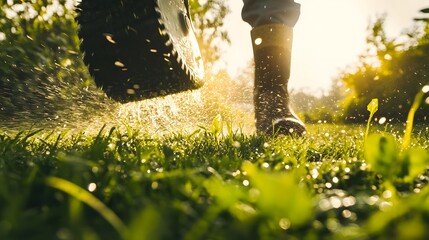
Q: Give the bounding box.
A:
[242,0,306,136]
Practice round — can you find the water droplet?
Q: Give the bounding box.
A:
[378,117,387,124]
[379,201,393,210]
[232,170,241,177]
[342,209,352,219]
[311,169,319,179]
[88,183,97,192]
[254,38,263,45]
[382,190,392,199]
[319,199,331,211]
[343,196,356,207]
[279,218,291,230]
[423,85,429,93]
[243,180,250,186]
[367,195,379,205]
[330,196,342,208]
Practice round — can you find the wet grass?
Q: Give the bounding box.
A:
[0,123,428,239]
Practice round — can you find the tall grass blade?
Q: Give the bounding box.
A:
[46,177,127,237]
[401,85,428,151]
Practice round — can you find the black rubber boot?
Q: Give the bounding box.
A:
[251,24,306,136]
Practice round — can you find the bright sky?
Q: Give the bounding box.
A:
[223,0,429,94]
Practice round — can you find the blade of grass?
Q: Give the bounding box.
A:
[46,177,127,237]
[365,99,379,142]
[401,85,428,151]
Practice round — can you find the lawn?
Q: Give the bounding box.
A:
[1,121,428,240]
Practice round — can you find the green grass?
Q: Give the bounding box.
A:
[0,123,428,240]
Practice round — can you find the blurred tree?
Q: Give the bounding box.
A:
[189,0,230,69]
[340,12,429,123]
[0,0,230,123]
[0,0,104,121]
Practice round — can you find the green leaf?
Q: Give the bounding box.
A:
[365,99,379,141]
[364,134,399,179]
[367,98,379,114]
[242,162,313,226]
[402,148,429,183]
[211,114,223,135]
[204,177,243,209]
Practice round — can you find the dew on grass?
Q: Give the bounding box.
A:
[311,169,319,179]
[366,195,379,205]
[319,199,331,211]
[342,209,352,219]
[382,190,393,199]
[330,196,342,209]
[232,170,241,177]
[379,201,393,210]
[342,196,356,207]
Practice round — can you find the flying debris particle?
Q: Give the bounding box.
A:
[104,34,116,44]
[150,49,158,53]
[114,61,125,68]
[423,85,429,93]
[127,89,136,95]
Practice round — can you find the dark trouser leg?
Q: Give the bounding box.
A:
[242,0,306,136]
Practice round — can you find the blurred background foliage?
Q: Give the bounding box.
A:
[0,0,108,122]
[0,1,428,126]
[340,12,429,123]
